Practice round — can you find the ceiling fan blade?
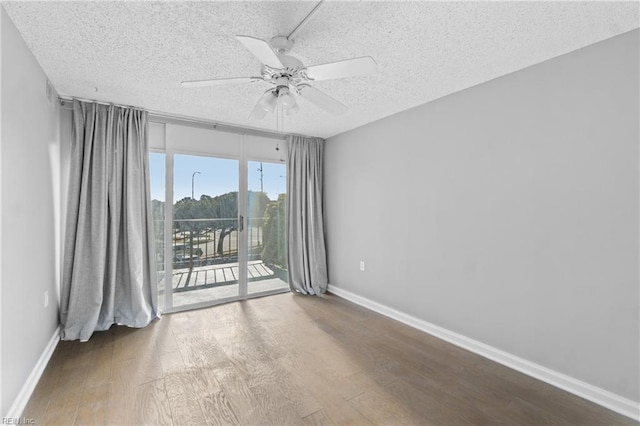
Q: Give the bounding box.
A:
[305,56,377,81]
[248,101,268,121]
[181,77,261,87]
[298,85,348,115]
[236,35,284,69]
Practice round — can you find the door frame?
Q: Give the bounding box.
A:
[150,124,288,314]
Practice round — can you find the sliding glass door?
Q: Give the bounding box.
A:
[149,123,288,313]
[170,154,240,308]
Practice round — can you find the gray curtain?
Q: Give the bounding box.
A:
[60,100,159,341]
[286,134,328,294]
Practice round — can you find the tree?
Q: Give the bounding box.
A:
[261,194,286,268]
[169,191,275,263]
[212,192,238,257]
[248,191,269,220]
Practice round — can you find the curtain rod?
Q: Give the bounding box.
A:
[58,96,318,141]
[148,110,288,141]
[59,96,140,111]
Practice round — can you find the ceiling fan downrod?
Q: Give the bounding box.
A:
[270,0,324,55]
[286,0,326,42]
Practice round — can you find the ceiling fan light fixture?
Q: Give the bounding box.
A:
[258,90,277,112]
[277,87,296,110]
[182,7,378,122]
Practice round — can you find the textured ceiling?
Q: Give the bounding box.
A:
[4,1,639,138]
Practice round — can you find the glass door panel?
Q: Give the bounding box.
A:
[247,161,288,294]
[171,154,239,308]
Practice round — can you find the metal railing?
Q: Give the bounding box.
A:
[153,217,266,270]
[152,215,288,292]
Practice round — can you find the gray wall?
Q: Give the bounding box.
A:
[1,7,61,415]
[325,29,639,402]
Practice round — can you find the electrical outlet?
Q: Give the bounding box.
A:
[44,291,49,308]
[360,260,365,272]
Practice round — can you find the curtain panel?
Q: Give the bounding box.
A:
[60,100,159,341]
[286,134,329,294]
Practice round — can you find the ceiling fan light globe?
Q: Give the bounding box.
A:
[259,91,277,112]
[277,88,296,109]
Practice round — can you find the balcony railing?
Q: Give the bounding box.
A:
[152,216,287,293]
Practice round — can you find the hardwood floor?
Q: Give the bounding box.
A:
[24,293,637,425]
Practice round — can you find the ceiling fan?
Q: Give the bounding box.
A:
[181,1,377,121]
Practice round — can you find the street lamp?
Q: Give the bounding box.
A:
[191,171,201,200]
[257,163,264,193]
[188,171,201,278]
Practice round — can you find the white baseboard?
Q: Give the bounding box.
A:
[327,285,640,421]
[6,325,61,418]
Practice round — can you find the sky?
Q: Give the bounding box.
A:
[149,153,286,202]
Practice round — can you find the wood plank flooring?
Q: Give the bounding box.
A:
[23,293,637,425]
